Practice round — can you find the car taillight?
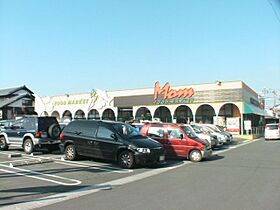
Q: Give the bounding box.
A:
[35,131,41,138]
[60,133,65,139]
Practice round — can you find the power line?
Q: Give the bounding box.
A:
[267,0,280,24]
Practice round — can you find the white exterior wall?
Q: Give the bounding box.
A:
[35,81,254,123]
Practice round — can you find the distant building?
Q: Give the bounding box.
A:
[0,86,35,120]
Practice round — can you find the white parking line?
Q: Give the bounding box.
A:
[0,158,42,164]
[54,160,133,174]
[0,163,82,186]
[0,150,133,173]
[0,160,191,210]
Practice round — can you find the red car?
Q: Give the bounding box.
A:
[140,123,212,162]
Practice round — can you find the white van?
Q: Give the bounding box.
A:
[265,124,280,140]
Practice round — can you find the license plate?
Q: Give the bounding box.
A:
[159,155,165,161]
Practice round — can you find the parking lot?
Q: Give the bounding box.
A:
[0,139,249,209]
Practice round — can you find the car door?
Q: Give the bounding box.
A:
[67,121,97,157]
[166,125,187,157]
[95,124,122,160]
[6,119,25,146]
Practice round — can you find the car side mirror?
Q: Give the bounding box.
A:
[111,133,118,141]
[180,134,184,140]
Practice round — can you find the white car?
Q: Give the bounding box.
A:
[191,124,224,147]
[204,124,233,144]
[200,125,226,145]
[265,123,280,140]
[182,124,212,145]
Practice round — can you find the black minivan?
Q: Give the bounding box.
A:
[59,120,165,169]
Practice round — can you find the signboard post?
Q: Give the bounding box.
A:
[226,117,240,134]
[244,120,252,135]
[213,116,225,127]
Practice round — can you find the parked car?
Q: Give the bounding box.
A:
[205,124,233,144]
[59,120,165,169]
[265,123,280,140]
[140,123,212,162]
[0,116,61,153]
[198,125,225,146]
[189,124,219,148]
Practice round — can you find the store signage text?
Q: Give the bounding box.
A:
[154,81,194,100]
[250,97,260,107]
[53,99,89,106]
[154,81,195,104]
[154,98,194,105]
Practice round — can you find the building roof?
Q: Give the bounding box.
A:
[0,85,34,97]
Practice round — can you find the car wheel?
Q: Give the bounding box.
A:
[65,144,77,161]
[189,150,202,162]
[23,139,34,154]
[48,124,61,139]
[118,151,135,169]
[0,137,9,150]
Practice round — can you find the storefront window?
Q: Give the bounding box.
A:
[102,109,115,121]
[74,110,86,120]
[62,110,72,122]
[154,106,172,123]
[117,107,133,122]
[195,104,215,124]
[174,105,193,123]
[135,107,152,121]
[88,109,100,120]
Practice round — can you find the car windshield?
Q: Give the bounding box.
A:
[266,124,278,130]
[202,126,214,134]
[208,125,220,132]
[181,126,198,139]
[216,125,225,132]
[191,125,203,134]
[112,123,142,139]
[206,126,219,133]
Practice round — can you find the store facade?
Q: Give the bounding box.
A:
[35,81,265,135]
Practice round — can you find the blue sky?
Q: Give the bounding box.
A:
[0,0,279,98]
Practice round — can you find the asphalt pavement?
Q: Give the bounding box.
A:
[1,138,280,210]
[35,138,280,210]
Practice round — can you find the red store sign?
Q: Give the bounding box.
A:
[154,81,195,100]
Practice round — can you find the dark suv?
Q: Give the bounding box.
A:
[59,120,165,169]
[0,116,61,154]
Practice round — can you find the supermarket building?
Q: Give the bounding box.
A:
[35,80,266,135]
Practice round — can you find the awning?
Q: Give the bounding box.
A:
[244,102,266,116]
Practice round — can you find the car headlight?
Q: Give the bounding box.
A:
[218,136,225,141]
[136,148,151,153]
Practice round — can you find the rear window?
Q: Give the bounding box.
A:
[266,124,279,130]
[38,117,58,131]
[147,126,164,138]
